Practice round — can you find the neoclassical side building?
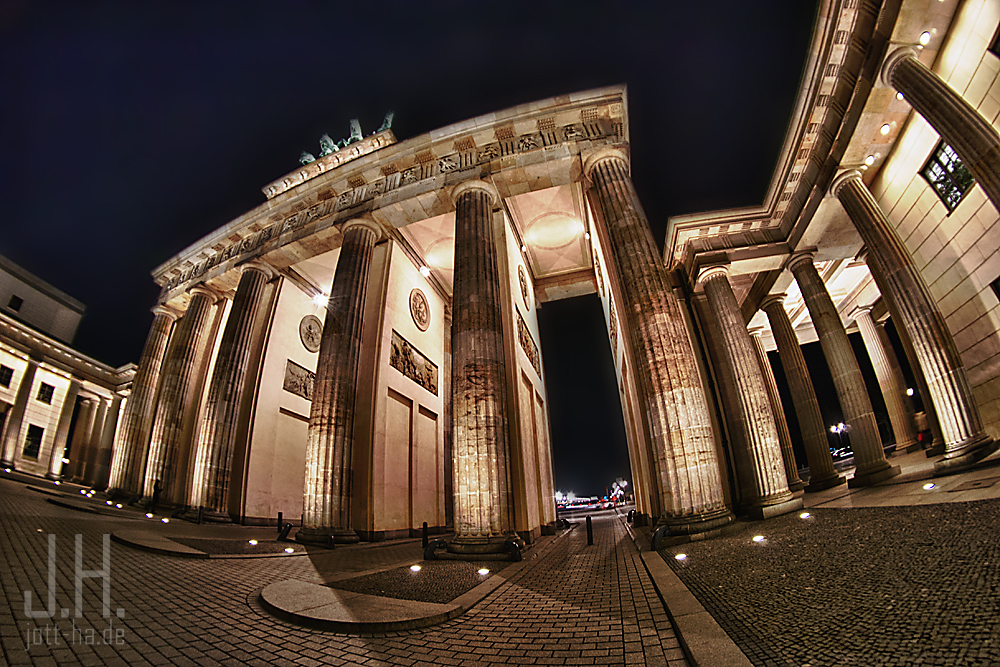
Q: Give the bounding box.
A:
[105,0,1000,553]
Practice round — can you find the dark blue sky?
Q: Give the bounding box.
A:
[1,1,818,496]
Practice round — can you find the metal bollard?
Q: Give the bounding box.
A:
[422,521,429,549]
[277,522,293,542]
[586,515,593,545]
[197,506,204,525]
[277,512,283,531]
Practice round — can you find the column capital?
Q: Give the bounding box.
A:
[342,218,382,240]
[582,146,629,180]
[849,304,874,320]
[759,293,787,311]
[450,179,498,207]
[748,327,765,339]
[831,169,864,197]
[786,249,817,272]
[189,283,223,302]
[150,304,179,321]
[696,263,730,286]
[880,46,920,88]
[239,259,275,282]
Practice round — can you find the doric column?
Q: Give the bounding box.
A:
[298,220,380,546]
[876,322,923,454]
[447,181,516,554]
[108,306,176,496]
[851,306,919,454]
[46,380,81,479]
[750,330,806,493]
[0,357,39,469]
[77,397,108,484]
[832,170,997,471]
[90,395,124,491]
[67,398,98,480]
[191,260,273,520]
[787,252,900,486]
[698,266,799,519]
[584,148,732,534]
[882,48,1000,213]
[761,295,844,491]
[144,285,220,505]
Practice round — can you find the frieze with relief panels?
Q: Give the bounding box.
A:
[516,310,542,379]
[389,330,438,395]
[283,359,315,401]
[160,113,621,295]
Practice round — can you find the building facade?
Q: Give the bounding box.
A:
[107,0,1000,554]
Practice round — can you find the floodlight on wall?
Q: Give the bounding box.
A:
[906,388,914,396]
[896,92,905,101]
[880,124,892,135]
[864,155,876,166]
[419,266,431,278]
[919,31,931,46]
[312,293,328,308]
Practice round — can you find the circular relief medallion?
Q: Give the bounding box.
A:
[518,265,531,310]
[409,288,430,331]
[299,314,323,353]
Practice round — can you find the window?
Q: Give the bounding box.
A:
[36,383,54,404]
[921,142,975,212]
[0,365,11,388]
[991,24,1000,59]
[22,424,43,460]
[7,295,23,312]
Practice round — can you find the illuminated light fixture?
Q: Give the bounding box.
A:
[880,124,892,135]
[864,155,876,166]
[923,483,936,490]
[106,501,113,506]
[161,518,169,523]
[37,528,44,533]
[115,503,123,509]
[312,293,328,308]
[919,31,931,46]
[896,92,905,101]
[675,553,687,561]
[478,568,490,575]
[62,458,70,465]
[410,565,422,572]
[752,535,766,543]
[3,468,10,473]
[799,512,811,519]
[284,547,295,554]
[419,266,431,278]
[906,388,914,396]
[584,232,591,240]
[145,513,154,518]
[54,481,60,486]
[248,539,258,546]
[520,244,527,253]
[80,490,86,495]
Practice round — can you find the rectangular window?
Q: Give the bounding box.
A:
[22,424,43,460]
[0,365,11,388]
[921,141,975,212]
[36,383,54,404]
[7,295,23,312]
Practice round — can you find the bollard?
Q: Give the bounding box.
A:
[197,506,204,525]
[277,512,283,531]
[586,515,593,545]
[422,521,428,549]
[277,522,293,542]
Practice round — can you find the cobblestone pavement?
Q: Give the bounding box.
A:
[0,476,687,666]
[661,500,1000,667]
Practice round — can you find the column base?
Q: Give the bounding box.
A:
[925,441,946,457]
[903,441,924,454]
[446,535,520,557]
[787,478,806,493]
[848,464,901,488]
[45,472,63,481]
[804,472,846,493]
[659,506,734,535]
[0,461,15,471]
[745,496,804,521]
[934,435,1000,475]
[182,507,233,523]
[295,526,360,546]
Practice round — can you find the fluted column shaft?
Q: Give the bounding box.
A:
[834,171,996,470]
[77,398,108,484]
[299,221,378,545]
[876,322,922,454]
[0,358,38,468]
[788,253,899,486]
[852,306,919,452]
[47,380,81,479]
[144,288,217,504]
[192,263,271,518]
[585,149,731,533]
[761,296,843,491]
[90,395,123,491]
[750,331,806,492]
[884,48,1000,213]
[108,307,176,495]
[699,268,795,516]
[448,182,515,552]
[68,399,98,480]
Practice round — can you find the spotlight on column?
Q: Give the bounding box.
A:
[864,155,876,166]
[919,31,931,46]
[419,266,431,278]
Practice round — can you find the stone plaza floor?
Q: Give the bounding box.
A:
[0,473,687,667]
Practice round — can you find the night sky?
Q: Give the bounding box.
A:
[1,2,819,497]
